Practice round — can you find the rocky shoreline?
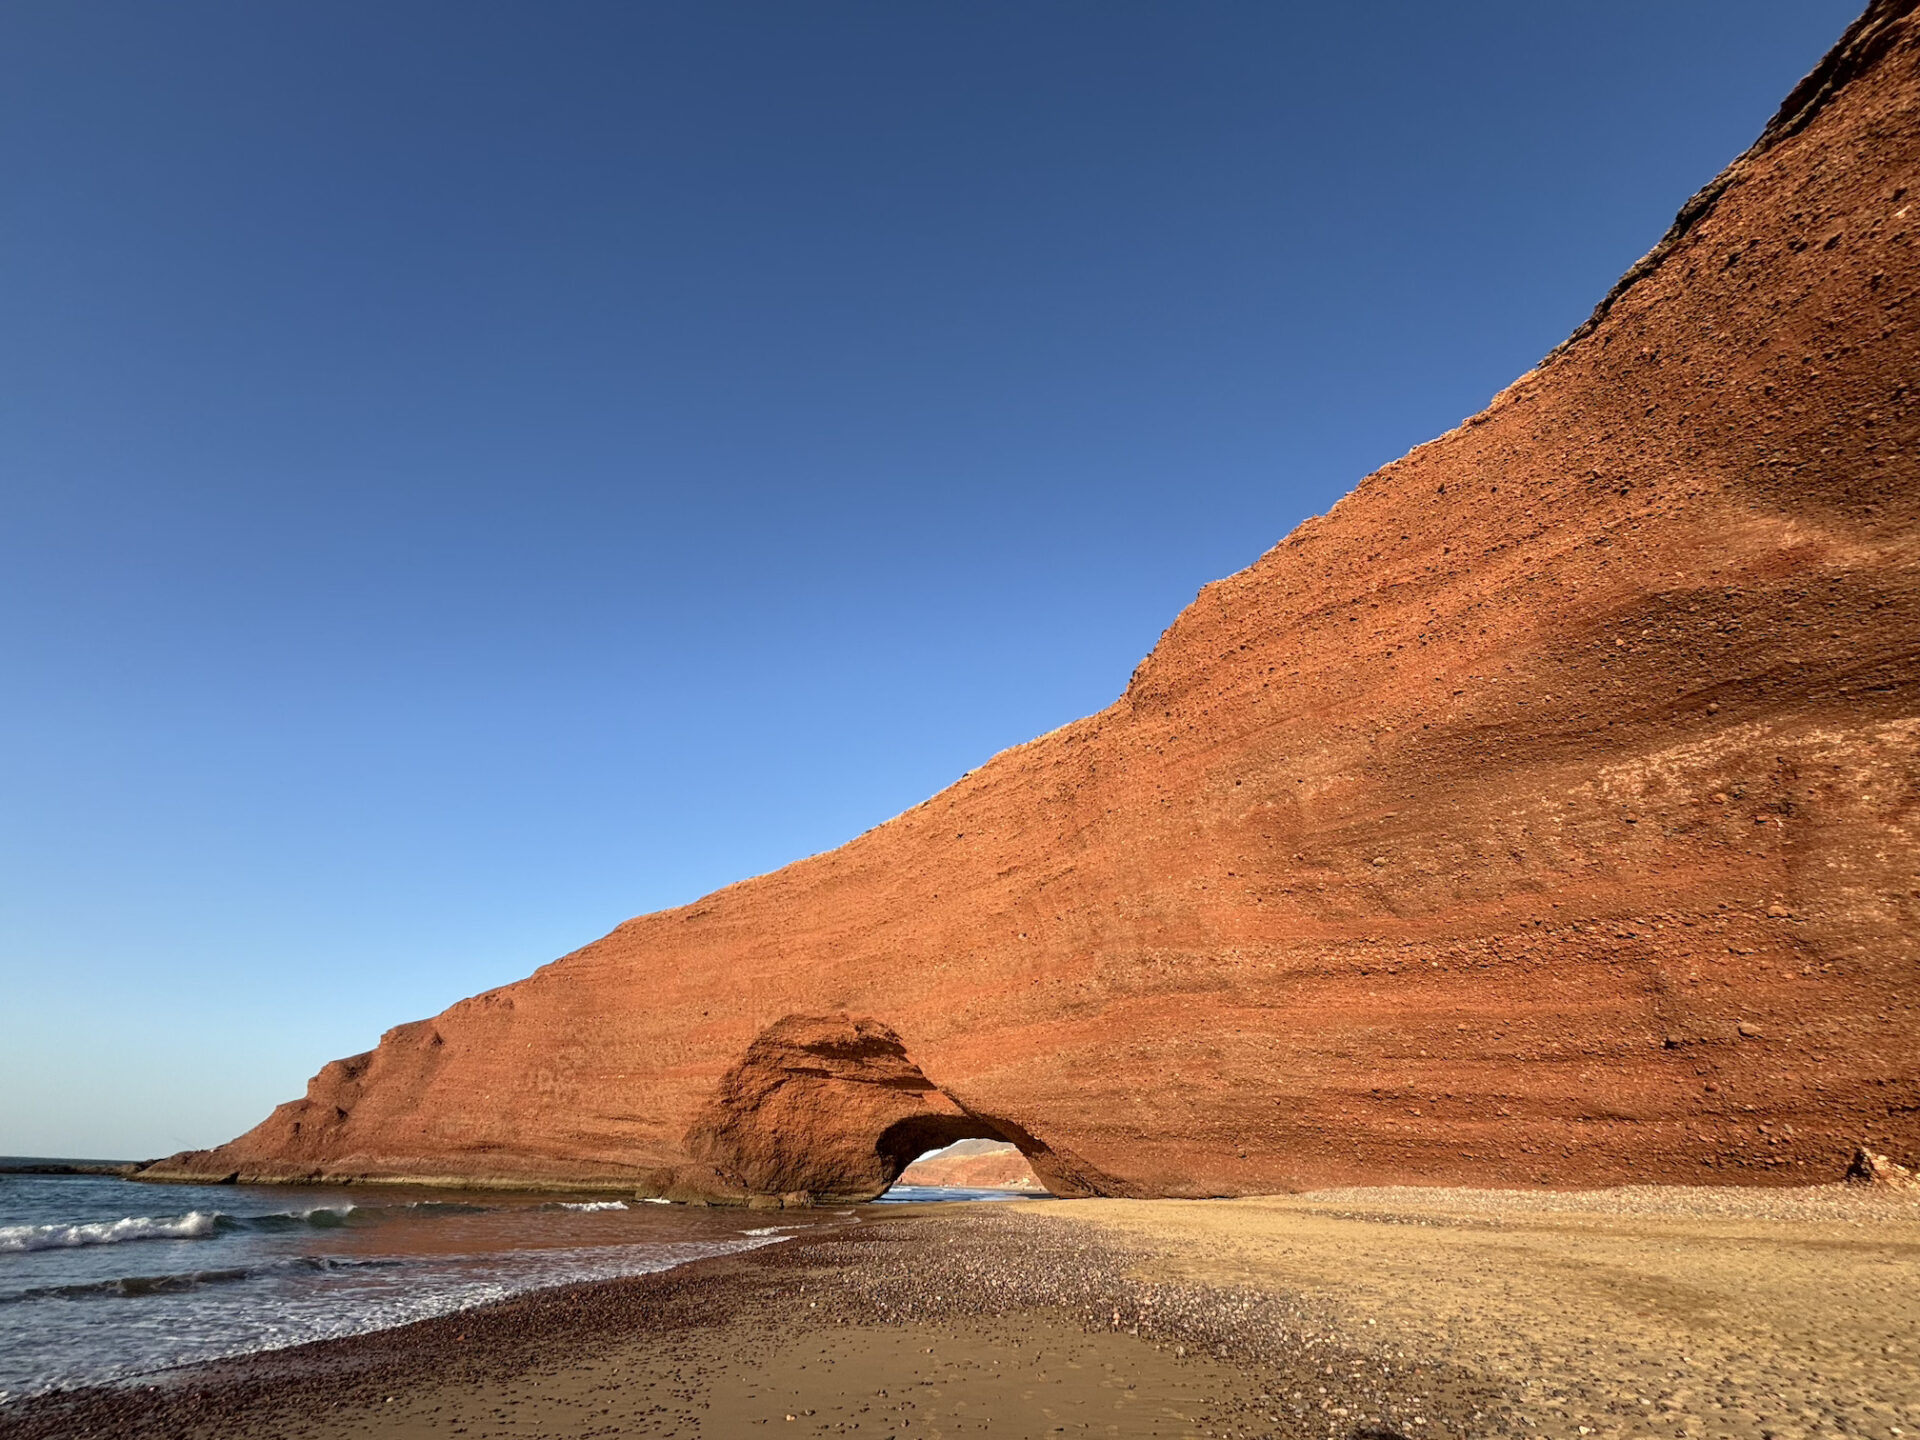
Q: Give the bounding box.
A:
[7,1183,1915,1439]
[0,1202,1498,1440]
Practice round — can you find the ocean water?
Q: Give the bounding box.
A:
[0,1164,1037,1403]
[0,1167,838,1403]
[872,1183,1039,1204]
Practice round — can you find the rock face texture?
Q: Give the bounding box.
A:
[149,1,1920,1200]
[677,1015,1120,1202]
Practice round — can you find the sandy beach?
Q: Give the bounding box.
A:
[3,1185,1916,1440]
[1061,1185,1920,1440]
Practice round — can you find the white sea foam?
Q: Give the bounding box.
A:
[0,1195,801,1404]
[557,1201,628,1212]
[0,1212,222,1253]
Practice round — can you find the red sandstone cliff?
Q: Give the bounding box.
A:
[149,1,1920,1201]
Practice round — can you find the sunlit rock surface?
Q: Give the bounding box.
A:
[147,2,1920,1201]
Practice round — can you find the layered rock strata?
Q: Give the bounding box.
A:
[149,0,1920,1200]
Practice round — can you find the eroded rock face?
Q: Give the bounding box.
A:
[147,1,1920,1200]
[679,1014,971,1203]
[680,1015,1118,1202]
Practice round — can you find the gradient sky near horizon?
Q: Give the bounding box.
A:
[2,1,1861,1158]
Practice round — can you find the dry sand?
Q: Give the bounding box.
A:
[3,1185,1915,1440]
[1048,1185,1920,1440]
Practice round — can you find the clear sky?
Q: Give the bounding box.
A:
[1,1,1860,1159]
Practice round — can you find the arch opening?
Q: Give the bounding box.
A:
[875,1113,1015,1176]
[684,1013,1119,1204]
[874,1112,1068,1197]
[888,1137,1048,1195]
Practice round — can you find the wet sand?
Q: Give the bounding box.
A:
[3,1186,1915,1440]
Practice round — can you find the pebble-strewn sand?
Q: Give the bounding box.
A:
[2,1185,1914,1440]
[1048,1184,1920,1440]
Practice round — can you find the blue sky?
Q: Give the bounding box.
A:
[1,1,1859,1158]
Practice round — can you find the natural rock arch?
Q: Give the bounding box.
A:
[680,1014,1127,1204]
[139,4,1920,1199]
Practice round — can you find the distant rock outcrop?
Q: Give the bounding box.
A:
[898,1141,1048,1192]
[146,1,1920,1202]
[1846,1148,1920,1190]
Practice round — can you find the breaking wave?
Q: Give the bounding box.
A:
[0,1199,502,1254]
[0,1212,223,1253]
[0,1170,823,1405]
